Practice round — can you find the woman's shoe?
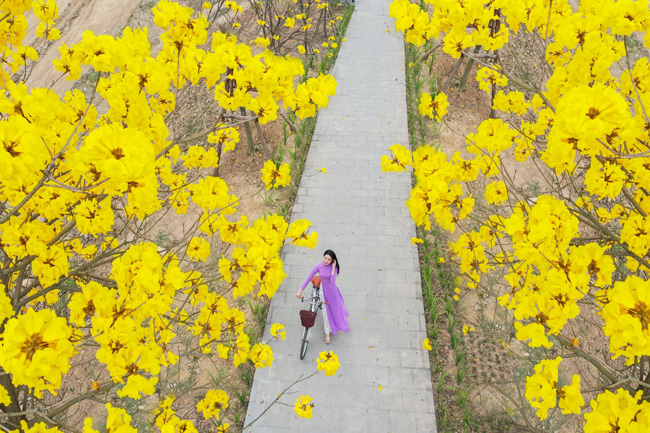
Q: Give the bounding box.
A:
[325,334,331,344]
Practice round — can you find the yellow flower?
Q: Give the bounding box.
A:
[261,160,291,190]
[381,143,413,172]
[217,344,230,359]
[187,237,211,262]
[438,257,445,264]
[252,37,271,48]
[423,338,432,350]
[411,237,424,245]
[484,181,508,205]
[189,176,234,213]
[476,66,508,93]
[249,343,274,368]
[0,309,76,397]
[297,45,306,54]
[196,389,229,420]
[270,323,286,340]
[525,357,561,420]
[13,421,66,433]
[318,167,327,174]
[0,284,14,324]
[287,219,318,249]
[462,325,475,334]
[601,276,650,363]
[0,384,10,406]
[104,404,137,433]
[202,1,211,9]
[295,395,314,418]
[584,390,649,432]
[418,92,449,122]
[558,375,583,415]
[317,351,341,376]
[225,1,242,12]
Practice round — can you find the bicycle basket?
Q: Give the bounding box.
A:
[299,310,317,328]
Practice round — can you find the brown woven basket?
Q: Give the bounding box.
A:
[299,310,317,328]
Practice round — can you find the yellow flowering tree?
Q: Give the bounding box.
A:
[387,0,650,430]
[0,0,340,431]
[244,0,342,55]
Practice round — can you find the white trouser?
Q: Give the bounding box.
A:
[322,302,332,334]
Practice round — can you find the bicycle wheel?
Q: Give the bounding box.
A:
[300,325,312,360]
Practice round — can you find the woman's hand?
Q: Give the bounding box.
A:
[331,260,336,276]
[296,289,303,299]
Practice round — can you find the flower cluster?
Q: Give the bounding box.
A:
[525,357,583,419]
[388,0,650,426]
[294,395,314,419]
[0,0,332,425]
[316,350,341,376]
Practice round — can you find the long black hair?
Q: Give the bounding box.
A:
[324,249,340,275]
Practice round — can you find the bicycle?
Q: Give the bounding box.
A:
[299,276,324,360]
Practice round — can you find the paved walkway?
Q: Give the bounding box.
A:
[244,1,437,432]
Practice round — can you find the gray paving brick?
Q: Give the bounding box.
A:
[390,410,418,432]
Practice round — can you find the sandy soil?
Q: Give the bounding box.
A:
[24,0,141,94]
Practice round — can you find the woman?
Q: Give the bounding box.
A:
[296,249,350,343]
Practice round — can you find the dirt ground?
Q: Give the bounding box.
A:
[24,0,142,94]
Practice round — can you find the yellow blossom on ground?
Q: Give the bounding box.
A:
[462,325,475,334]
[411,237,423,244]
[423,338,432,350]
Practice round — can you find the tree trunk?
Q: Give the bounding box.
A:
[240,107,256,155]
